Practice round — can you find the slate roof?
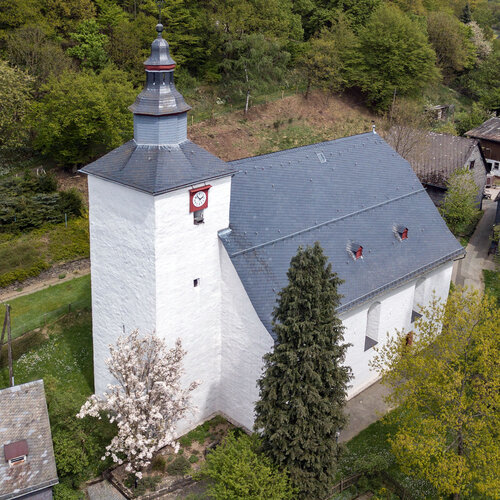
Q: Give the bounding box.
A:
[387,130,484,188]
[219,132,465,338]
[0,380,58,500]
[466,117,500,142]
[80,140,236,195]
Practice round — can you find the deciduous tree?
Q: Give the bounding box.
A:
[0,61,33,152]
[440,166,482,236]
[31,66,136,166]
[254,242,351,499]
[354,4,439,110]
[371,288,500,499]
[77,330,199,478]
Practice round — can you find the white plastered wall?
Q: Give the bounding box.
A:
[219,245,274,431]
[88,176,157,395]
[154,177,232,434]
[341,261,454,398]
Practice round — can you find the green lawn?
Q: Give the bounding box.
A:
[483,269,500,305]
[2,274,91,339]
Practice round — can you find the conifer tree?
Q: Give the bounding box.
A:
[254,242,351,499]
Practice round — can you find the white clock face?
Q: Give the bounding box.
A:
[192,190,207,208]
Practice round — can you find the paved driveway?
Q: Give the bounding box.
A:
[452,198,498,290]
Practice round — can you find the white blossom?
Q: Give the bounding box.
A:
[77,330,199,477]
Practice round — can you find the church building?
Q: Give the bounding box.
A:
[81,26,465,433]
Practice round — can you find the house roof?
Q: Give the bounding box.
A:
[387,131,484,188]
[80,140,236,195]
[219,132,464,338]
[466,117,500,142]
[0,380,58,500]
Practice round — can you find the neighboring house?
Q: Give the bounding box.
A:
[81,26,465,434]
[387,130,487,208]
[466,117,500,180]
[0,380,58,500]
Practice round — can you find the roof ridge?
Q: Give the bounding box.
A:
[227,187,426,258]
[228,132,376,164]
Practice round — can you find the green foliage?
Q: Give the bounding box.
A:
[371,288,500,498]
[67,19,109,70]
[0,258,50,288]
[31,66,135,166]
[461,49,500,113]
[196,432,295,500]
[440,166,481,236]
[426,12,475,79]
[166,455,191,475]
[53,481,85,500]
[124,474,161,498]
[151,454,167,472]
[0,61,34,152]
[460,2,472,24]
[0,173,84,233]
[300,14,359,95]
[483,270,500,305]
[6,26,74,85]
[221,33,290,112]
[254,242,351,499]
[454,101,491,135]
[188,454,199,463]
[354,4,439,110]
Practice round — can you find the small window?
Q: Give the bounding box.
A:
[355,246,363,259]
[193,210,204,225]
[400,228,408,240]
[469,160,475,169]
[193,278,200,287]
[316,152,327,163]
[364,302,381,351]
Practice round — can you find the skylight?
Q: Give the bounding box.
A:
[316,152,327,163]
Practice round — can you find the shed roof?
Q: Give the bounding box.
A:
[386,130,484,188]
[466,117,500,142]
[80,140,236,195]
[0,380,58,500]
[219,133,464,338]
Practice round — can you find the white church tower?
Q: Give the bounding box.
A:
[81,24,235,432]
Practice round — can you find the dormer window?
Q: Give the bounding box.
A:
[347,242,363,260]
[394,224,408,241]
[4,440,28,467]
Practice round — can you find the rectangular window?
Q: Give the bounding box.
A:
[469,160,475,169]
[193,210,204,225]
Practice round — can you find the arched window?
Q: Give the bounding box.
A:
[364,302,381,351]
[412,278,425,323]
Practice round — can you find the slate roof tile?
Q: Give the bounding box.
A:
[0,380,58,500]
[220,132,464,338]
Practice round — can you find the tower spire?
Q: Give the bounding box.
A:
[129,22,190,117]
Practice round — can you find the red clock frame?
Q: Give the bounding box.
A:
[189,185,211,212]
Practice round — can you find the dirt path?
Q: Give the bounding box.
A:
[0,259,90,302]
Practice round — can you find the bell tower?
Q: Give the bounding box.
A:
[81,25,235,433]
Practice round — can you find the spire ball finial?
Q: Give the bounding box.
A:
[156,23,163,34]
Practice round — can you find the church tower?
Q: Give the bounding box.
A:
[81,24,235,433]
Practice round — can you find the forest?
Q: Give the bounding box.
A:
[0,0,499,168]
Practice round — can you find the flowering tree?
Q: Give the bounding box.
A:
[77,330,199,477]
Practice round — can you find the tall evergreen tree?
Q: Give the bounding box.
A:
[254,242,351,499]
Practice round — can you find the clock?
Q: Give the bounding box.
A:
[192,190,207,208]
[189,185,211,212]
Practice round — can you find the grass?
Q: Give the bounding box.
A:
[2,274,91,340]
[483,269,500,304]
[0,217,89,288]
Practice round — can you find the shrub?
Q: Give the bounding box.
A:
[151,454,167,472]
[0,258,50,288]
[189,454,199,463]
[166,455,191,476]
[196,432,296,500]
[53,481,85,500]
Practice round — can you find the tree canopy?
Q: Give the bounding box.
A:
[372,288,500,498]
[254,242,351,499]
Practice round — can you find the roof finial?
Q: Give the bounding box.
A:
[156,0,165,35]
